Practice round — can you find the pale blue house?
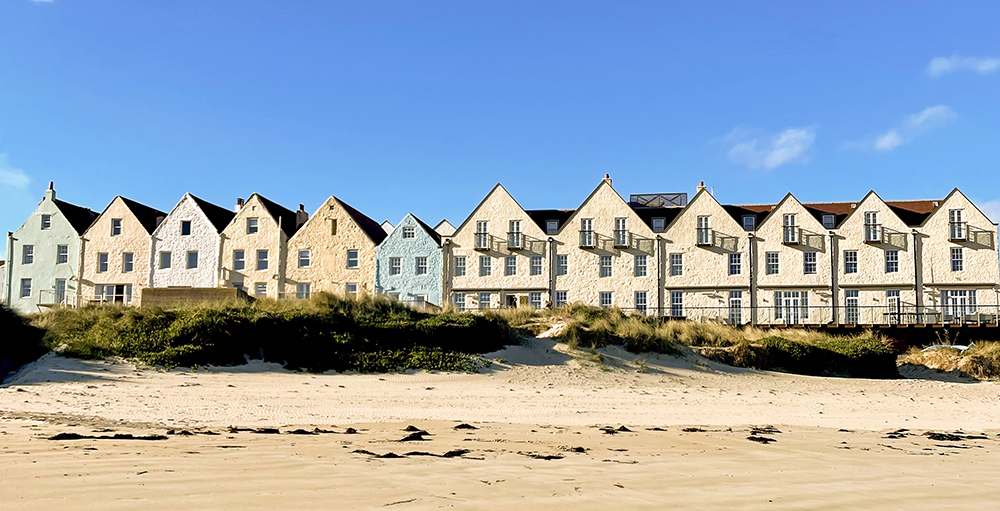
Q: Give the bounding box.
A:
[374,213,443,307]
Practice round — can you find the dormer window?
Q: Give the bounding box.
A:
[651,217,665,232]
[742,215,756,231]
[822,214,835,229]
[402,226,415,239]
[546,220,559,234]
[696,216,711,246]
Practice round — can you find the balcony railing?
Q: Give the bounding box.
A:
[864,223,882,243]
[507,232,523,250]
[782,226,799,245]
[949,221,967,241]
[696,228,712,246]
[474,232,490,251]
[614,230,630,248]
[579,230,595,248]
[86,294,134,306]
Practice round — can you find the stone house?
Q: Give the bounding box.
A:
[4,183,97,312]
[374,213,443,307]
[283,196,386,299]
[80,196,166,306]
[150,194,235,290]
[220,194,307,298]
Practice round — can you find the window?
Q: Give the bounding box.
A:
[599,291,612,308]
[257,250,268,271]
[783,214,798,244]
[530,291,542,309]
[634,255,647,277]
[728,291,742,325]
[949,209,966,240]
[123,253,134,273]
[652,217,665,232]
[180,220,192,236]
[389,257,401,275]
[635,291,647,314]
[233,250,245,270]
[670,291,683,317]
[885,250,899,273]
[254,283,267,297]
[97,253,109,273]
[41,214,51,230]
[296,283,311,299]
[479,256,491,276]
[505,256,516,276]
[475,220,489,249]
[822,214,836,229]
[55,279,66,304]
[111,218,122,236]
[951,247,963,271]
[345,283,358,299]
[669,253,682,276]
[416,256,428,275]
[508,220,522,249]
[614,217,628,247]
[556,254,568,276]
[56,245,68,264]
[887,289,901,324]
[774,290,809,322]
[599,255,612,277]
[20,278,31,298]
[454,256,466,277]
[530,256,543,276]
[160,251,171,269]
[478,292,491,311]
[696,216,711,245]
[845,290,859,325]
[742,215,756,231]
[402,226,415,239]
[555,291,568,307]
[804,252,817,275]
[247,218,259,234]
[729,253,741,276]
[844,251,858,274]
[864,211,880,242]
[579,218,594,247]
[943,290,977,318]
[766,252,779,275]
[298,249,310,268]
[346,250,359,268]
[22,245,33,264]
[187,251,199,269]
[546,219,559,234]
[453,293,466,310]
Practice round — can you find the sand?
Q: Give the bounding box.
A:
[1,338,998,510]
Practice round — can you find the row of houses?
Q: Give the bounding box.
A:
[4,176,999,326]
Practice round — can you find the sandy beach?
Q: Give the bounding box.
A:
[2,339,998,510]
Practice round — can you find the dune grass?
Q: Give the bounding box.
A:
[898,341,1000,380]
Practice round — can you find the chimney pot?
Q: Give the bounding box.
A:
[48,181,54,190]
[299,204,305,211]
[235,198,244,212]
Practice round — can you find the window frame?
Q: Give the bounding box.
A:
[41,214,52,230]
[728,253,741,276]
[159,251,171,269]
[803,252,817,275]
[505,255,516,276]
[885,250,899,273]
[389,257,401,276]
[415,256,429,275]
[453,293,466,310]
[454,256,466,277]
[479,256,491,276]
[180,220,192,236]
[530,255,543,276]
[97,253,109,273]
[122,252,134,273]
[345,283,358,299]
[554,291,568,308]
[56,244,69,265]
[634,254,647,277]
[545,219,559,234]
[20,278,31,298]
[233,250,245,271]
[247,218,259,234]
[822,214,835,229]
[478,291,491,311]
[951,247,963,272]
[296,283,311,300]
[298,249,311,268]
[844,250,858,274]
[22,245,33,265]
[651,217,665,232]
[634,291,647,314]
[186,251,199,269]
[254,282,267,297]
[765,252,779,275]
[669,253,683,276]
[742,215,756,231]
[599,255,612,278]
[256,249,269,271]
[556,254,568,276]
[346,249,359,268]
[111,218,122,237]
[599,291,613,308]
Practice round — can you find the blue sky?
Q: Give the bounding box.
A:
[1,1,998,257]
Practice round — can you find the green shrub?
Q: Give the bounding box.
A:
[0,304,49,380]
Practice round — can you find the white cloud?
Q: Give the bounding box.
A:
[979,200,1000,224]
[722,127,816,170]
[906,105,957,131]
[847,105,957,153]
[0,154,30,189]
[874,130,902,151]
[927,55,1000,77]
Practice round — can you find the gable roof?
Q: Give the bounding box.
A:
[253,194,300,237]
[886,200,937,227]
[188,194,236,233]
[722,204,773,229]
[52,199,99,235]
[632,206,683,231]
[334,197,388,245]
[409,214,443,247]
[526,209,576,233]
[119,197,168,234]
[433,219,455,236]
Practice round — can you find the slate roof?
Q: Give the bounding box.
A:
[803,202,852,229]
[335,197,388,245]
[526,209,576,233]
[886,200,938,227]
[119,197,168,234]
[411,214,443,247]
[53,199,99,235]
[632,206,683,231]
[254,194,300,237]
[723,204,773,229]
[188,195,236,233]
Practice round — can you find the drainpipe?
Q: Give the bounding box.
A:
[77,236,87,307]
[442,239,451,306]
[748,232,756,326]
[547,237,555,304]
[912,228,923,314]
[829,231,838,324]
[655,235,664,317]
[5,232,14,305]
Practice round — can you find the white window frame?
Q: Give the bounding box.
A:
[545,219,559,234]
[453,293,466,310]
[652,217,665,232]
[554,291,568,307]
[599,291,613,308]
[635,291,647,314]
[729,253,741,276]
[111,218,122,236]
[454,256,466,277]
[299,249,311,268]
[669,253,682,276]
[479,256,491,276]
[56,245,69,264]
[159,251,171,269]
[634,255,647,277]
[345,283,358,299]
[180,220,192,236]
[257,250,269,271]
[505,255,516,276]
[766,252,779,275]
[22,245,33,265]
[402,226,415,239]
[389,257,401,276]
[97,253,109,273]
[803,252,817,275]
[728,290,742,325]
[233,250,245,271]
[670,291,683,317]
[346,249,359,268]
[742,215,756,231]
[599,255,612,278]
[254,282,267,297]
[885,250,899,273]
[247,218,259,234]
[20,278,32,298]
[41,214,52,230]
[529,291,542,309]
[556,254,568,276]
[478,292,491,311]
[530,256,543,276]
[122,252,134,273]
[415,256,428,275]
[186,251,199,269]
[822,214,835,229]
[296,283,311,299]
[951,247,963,271]
[844,250,858,274]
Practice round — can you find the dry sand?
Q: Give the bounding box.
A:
[1,338,998,510]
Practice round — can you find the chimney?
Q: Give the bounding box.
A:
[696,181,707,193]
[45,181,56,201]
[235,198,244,212]
[296,204,308,228]
[603,173,612,185]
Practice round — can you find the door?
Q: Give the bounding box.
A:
[945,291,968,323]
[506,295,518,308]
[886,290,900,324]
[55,279,67,305]
[782,293,801,324]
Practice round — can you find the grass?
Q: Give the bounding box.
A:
[0,303,48,380]
[898,341,1000,380]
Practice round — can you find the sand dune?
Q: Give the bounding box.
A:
[1,340,998,510]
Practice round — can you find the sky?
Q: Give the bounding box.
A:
[1,1,998,258]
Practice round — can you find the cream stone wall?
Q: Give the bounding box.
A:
[221,195,288,298]
[151,195,225,289]
[836,192,916,288]
[284,197,378,298]
[552,179,659,311]
[448,185,550,310]
[80,197,155,305]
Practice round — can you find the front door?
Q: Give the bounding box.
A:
[55,279,67,305]
[506,295,518,308]
[782,293,801,324]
